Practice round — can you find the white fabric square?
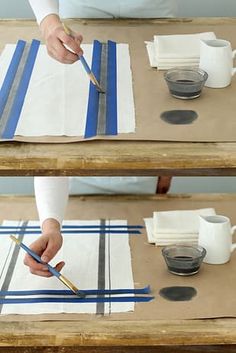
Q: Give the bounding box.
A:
[144,208,216,246]
[0,220,134,315]
[0,43,135,137]
[145,32,216,69]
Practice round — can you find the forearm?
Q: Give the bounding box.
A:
[28,0,59,24]
[34,176,69,227]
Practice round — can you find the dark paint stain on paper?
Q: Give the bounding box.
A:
[160,110,198,125]
[159,286,197,301]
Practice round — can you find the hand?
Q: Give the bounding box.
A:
[40,14,83,64]
[24,218,64,277]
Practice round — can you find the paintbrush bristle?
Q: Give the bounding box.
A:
[59,274,86,298]
[89,74,105,93]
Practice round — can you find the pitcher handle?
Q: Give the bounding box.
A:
[232,50,236,76]
[231,225,236,233]
[231,225,236,252]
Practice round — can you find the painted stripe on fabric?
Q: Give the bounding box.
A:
[84,40,102,138]
[2,39,40,139]
[0,221,28,313]
[0,41,29,136]
[107,223,112,314]
[97,43,108,135]
[106,40,117,135]
[96,219,106,315]
[0,40,26,119]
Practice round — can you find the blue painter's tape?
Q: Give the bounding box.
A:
[0,230,140,235]
[0,286,151,296]
[0,225,144,229]
[0,40,26,118]
[106,40,117,135]
[2,39,40,139]
[0,296,154,304]
[84,40,102,138]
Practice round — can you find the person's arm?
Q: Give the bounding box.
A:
[34,176,69,226]
[28,0,83,63]
[24,177,69,277]
[28,0,59,25]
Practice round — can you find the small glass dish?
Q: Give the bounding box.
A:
[164,67,208,99]
[162,244,206,276]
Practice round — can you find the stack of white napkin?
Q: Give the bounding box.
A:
[144,208,216,246]
[145,32,216,70]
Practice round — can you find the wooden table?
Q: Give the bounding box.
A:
[0,194,236,353]
[0,18,236,176]
[1,17,236,353]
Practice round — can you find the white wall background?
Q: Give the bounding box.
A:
[176,0,236,17]
[0,0,236,194]
[0,176,236,195]
[1,0,236,18]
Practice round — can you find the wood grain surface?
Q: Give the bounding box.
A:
[0,194,235,352]
[0,19,236,176]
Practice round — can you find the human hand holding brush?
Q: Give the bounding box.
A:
[23,218,64,277]
[11,231,86,298]
[40,14,83,63]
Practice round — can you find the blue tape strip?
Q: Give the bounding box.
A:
[84,40,102,138]
[0,296,154,304]
[0,225,144,229]
[0,286,151,296]
[106,40,117,135]
[0,230,140,235]
[2,39,40,139]
[0,40,26,118]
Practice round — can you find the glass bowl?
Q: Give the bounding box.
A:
[164,67,208,99]
[162,244,206,276]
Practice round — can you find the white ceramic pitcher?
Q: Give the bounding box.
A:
[198,215,236,264]
[199,39,236,88]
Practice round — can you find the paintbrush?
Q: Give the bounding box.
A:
[62,23,105,93]
[10,235,86,298]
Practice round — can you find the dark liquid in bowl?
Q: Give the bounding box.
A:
[168,255,200,274]
[170,79,201,98]
[176,79,195,83]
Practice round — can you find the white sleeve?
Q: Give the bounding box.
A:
[34,176,69,227]
[28,0,59,24]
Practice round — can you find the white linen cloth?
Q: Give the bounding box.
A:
[144,208,216,245]
[145,32,216,69]
[0,220,134,315]
[0,43,135,137]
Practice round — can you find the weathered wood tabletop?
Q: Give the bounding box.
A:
[0,194,236,353]
[1,18,236,176]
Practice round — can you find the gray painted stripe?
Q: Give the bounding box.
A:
[96,219,106,315]
[0,221,28,313]
[0,44,31,136]
[97,43,108,135]
[107,221,112,315]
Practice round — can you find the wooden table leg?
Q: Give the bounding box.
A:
[156,176,172,194]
